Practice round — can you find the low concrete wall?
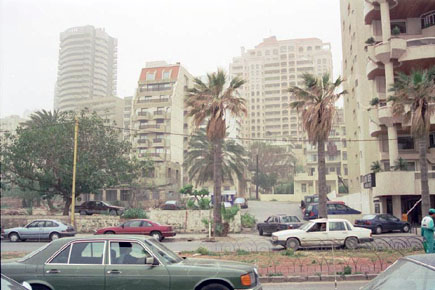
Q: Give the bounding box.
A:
[0,215,121,233]
[148,209,242,233]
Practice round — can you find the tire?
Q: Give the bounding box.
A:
[104,231,115,235]
[109,209,117,216]
[80,210,87,216]
[259,228,264,236]
[31,284,51,290]
[344,237,358,250]
[50,232,60,241]
[286,238,300,250]
[199,283,230,290]
[151,231,163,241]
[375,226,383,235]
[402,224,410,233]
[9,232,20,242]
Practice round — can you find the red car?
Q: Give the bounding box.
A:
[95,219,176,241]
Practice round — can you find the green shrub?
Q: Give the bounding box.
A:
[281,249,295,256]
[337,266,352,275]
[241,213,256,228]
[267,272,283,277]
[221,206,239,222]
[186,199,196,209]
[236,249,250,256]
[198,197,211,210]
[121,208,147,219]
[196,247,217,256]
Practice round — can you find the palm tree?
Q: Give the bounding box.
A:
[390,68,435,215]
[186,69,246,236]
[289,73,346,218]
[23,109,64,128]
[183,129,247,188]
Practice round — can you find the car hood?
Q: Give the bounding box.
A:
[272,229,305,237]
[180,258,253,273]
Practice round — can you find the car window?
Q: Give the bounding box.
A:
[379,215,388,222]
[144,239,182,264]
[387,215,400,222]
[308,222,326,232]
[27,221,44,228]
[125,220,142,228]
[307,205,313,212]
[45,221,58,227]
[265,217,271,222]
[345,221,353,231]
[335,204,347,210]
[281,216,300,223]
[69,242,105,264]
[329,222,346,231]
[361,259,435,290]
[110,242,151,265]
[142,221,152,227]
[327,204,336,210]
[88,201,95,207]
[49,245,71,264]
[362,215,376,220]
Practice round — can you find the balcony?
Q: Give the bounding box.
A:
[366,61,383,80]
[374,38,406,63]
[153,111,170,119]
[152,138,166,146]
[372,171,435,198]
[137,139,150,145]
[136,112,150,120]
[136,98,170,104]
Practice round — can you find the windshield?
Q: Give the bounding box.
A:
[361,259,435,290]
[299,222,313,231]
[144,239,182,264]
[362,214,377,220]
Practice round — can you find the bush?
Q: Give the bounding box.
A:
[281,249,295,256]
[121,208,147,219]
[221,206,239,222]
[365,37,375,45]
[198,197,211,210]
[391,26,401,36]
[241,213,256,228]
[196,247,217,256]
[236,249,250,256]
[186,199,196,209]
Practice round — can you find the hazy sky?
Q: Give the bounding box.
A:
[0,0,342,118]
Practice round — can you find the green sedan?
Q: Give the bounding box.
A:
[1,236,262,290]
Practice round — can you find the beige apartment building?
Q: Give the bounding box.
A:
[340,0,435,222]
[123,96,133,141]
[294,109,349,197]
[131,61,193,204]
[229,36,333,144]
[54,25,122,127]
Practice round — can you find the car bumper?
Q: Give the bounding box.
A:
[270,239,286,247]
[162,232,176,237]
[359,237,374,243]
[235,284,262,290]
[60,231,76,237]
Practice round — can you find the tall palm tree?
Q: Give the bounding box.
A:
[390,68,435,216]
[186,69,246,236]
[23,109,64,128]
[289,73,346,218]
[184,129,247,188]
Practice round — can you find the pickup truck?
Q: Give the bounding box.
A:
[75,201,124,216]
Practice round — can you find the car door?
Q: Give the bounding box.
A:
[95,202,105,214]
[105,241,170,290]
[23,221,44,240]
[119,220,144,234]
[141,221,153,235]
[301,222,328,247]
[41,221,54,239]
[86,201,95,214]
[385,214,402,231]
[378,214,390,231]
[44,241,106,290]
[328,221,348,247]
[265,216,277,233]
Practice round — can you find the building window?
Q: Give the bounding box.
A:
[301,184,307,193]
[430,133,435,148]
[106,190,117,201]
[342,152,347,160]
[162,70,171,80]
[398,136,414,150]
[344,165,348,176]
[146,72,155,81]
[121,190,130,201]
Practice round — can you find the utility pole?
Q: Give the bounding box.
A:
[256,154,259,200]
[70,116,79,226]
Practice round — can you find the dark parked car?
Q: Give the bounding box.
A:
[354,214,410,234]
[361,254,435,290]
[257,214,304,235]
[1,236,262,290]
[234,197,248,209]
[304,202,361,220]
[160,200,182,210]
[1,274,32,290]
[3,219,75,242]
[95,219,176,241]
[75,201,124,216]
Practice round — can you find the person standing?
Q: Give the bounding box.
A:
[421,208,435,253]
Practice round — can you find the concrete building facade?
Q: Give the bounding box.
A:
[340,0,435,222]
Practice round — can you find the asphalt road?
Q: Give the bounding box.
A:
[262,281,367,290]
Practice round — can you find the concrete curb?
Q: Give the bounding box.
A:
[259,273,377,283]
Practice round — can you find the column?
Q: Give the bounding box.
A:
[379,0,391,42]
[384,62,399,166]
[392,195,402,218]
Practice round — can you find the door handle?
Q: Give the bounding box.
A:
[107,270,122,274]
[46,269,60,274]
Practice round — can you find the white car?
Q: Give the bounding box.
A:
[271,218,373,250]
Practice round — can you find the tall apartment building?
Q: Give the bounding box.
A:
[229,36,333,144]
[54,25,122,126]
[340,0,435,221]
[123,96,133,141]
[131,61,193,204]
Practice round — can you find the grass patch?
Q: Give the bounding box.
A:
[1,251,28,260]
[236,249,250,256]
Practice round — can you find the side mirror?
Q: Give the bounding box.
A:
[146,257,159,265]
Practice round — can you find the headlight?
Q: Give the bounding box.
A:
[272,235,278,241]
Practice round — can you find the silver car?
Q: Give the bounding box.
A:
[3,219,76,242]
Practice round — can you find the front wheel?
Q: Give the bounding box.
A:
[9,232,20,242]
[50,232,60,241]
[286,238,300,250]
[344,237,358,249]
[375,226,383,235]
[259,228,264,236]
[200,283,230,290]
[109,209,117,216]
[402,224,410,233]
[151,231,163,241]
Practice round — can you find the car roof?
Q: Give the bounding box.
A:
[31,219,64,223]
[405,254,435,268]
[275,214,297,216]
[309,218,351,223]
[56,235,155,243]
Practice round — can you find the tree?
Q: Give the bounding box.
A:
[289,73,346,218]
[370,161,382,173]
[1,110,138,215]
[392,157,408,171]
[183,129,247,187]
[389,68,435,215]
[185,69,246,236]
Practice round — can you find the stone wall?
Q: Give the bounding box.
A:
[0,215,121,233]
[149,209,242,233]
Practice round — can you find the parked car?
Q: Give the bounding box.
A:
[95,219,176,241]
[257,215,304,236]
[354,214,411,234]
[1,236,262,290]
[360,254,435,290]
[271,218,373,250]
[304,202,361,220]
[1,274,32,290]
[3,220,75,242]
[75,201,124,216]
[160,200,182,210]
[234,197,248,209]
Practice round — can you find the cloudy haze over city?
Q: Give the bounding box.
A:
[0,0,341,117]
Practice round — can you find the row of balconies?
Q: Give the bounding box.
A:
[371,171,435,198]
[135,111,170,120]
[136,138,167,146]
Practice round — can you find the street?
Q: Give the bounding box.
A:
[262,281,367,290]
